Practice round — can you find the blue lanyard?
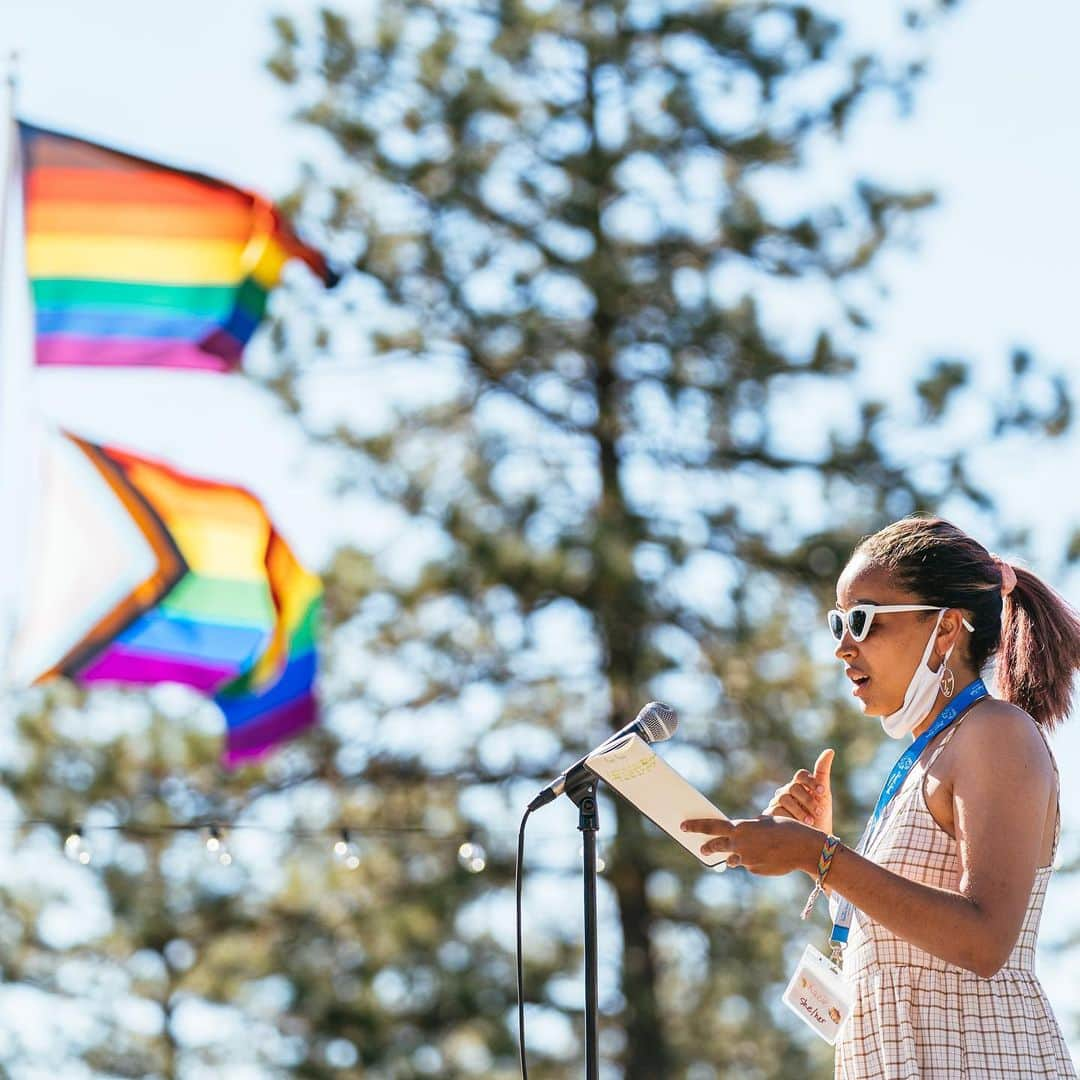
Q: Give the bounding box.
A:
[830,678,988,947]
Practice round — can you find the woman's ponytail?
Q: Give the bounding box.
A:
[997,565,1080,729]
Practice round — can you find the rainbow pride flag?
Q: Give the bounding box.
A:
[19,122,334,372]
[14,431,322,766]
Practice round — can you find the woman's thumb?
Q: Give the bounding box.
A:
[813,748,835,787]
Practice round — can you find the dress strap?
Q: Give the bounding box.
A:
[865,712,972,850]
[1031,720,1063,865]
[921,710,971,773]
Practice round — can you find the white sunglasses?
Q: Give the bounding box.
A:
[827,604,975,643]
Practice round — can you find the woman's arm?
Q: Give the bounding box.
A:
[684,702,1055,978]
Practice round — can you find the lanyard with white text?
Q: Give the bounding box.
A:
[829,677,989,953]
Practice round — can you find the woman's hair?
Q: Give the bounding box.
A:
[853,516,1080,728]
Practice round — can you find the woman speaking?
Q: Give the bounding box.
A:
[683,517,1077,1079]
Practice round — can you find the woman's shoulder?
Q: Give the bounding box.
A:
[945,696,1055,780]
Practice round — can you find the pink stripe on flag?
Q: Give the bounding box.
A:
[37,336,236,372]
[222,695,317,767]
[80,645,237,692]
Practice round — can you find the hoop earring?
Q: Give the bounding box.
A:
[940,663,955,699]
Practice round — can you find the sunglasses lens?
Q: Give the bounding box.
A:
[849,609,868,640]
[828,612,844,640]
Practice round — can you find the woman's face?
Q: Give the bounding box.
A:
[833,554,944,717]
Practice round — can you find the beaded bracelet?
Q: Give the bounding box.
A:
[800,834,841,920]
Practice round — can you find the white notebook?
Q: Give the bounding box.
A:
[584,733,732,869]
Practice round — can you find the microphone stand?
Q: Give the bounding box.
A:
[565,774,601,1080]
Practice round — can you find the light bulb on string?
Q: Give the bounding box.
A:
[332,829,361,871]
[64,825,91,865]
[457,840,487,874]
[204,824,232,866]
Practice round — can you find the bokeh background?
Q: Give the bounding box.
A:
[0,0,1078,1076]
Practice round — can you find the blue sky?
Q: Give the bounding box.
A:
[2,0,1080,1063]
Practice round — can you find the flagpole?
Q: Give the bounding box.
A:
[0,52,28,687]
[0,53,17,298]
[0,56,16,685]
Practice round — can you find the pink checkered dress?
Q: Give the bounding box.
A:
[833,716,1077,1079]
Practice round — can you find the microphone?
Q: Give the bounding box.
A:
[526,701,678,812]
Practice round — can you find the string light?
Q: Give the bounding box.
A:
[578,843,605,873]
[332,828,361,870]
[204,824,233,866]
[39,820,500,876]
[457,840,487,874]
[10,764,540,875]
[64,825,91,865]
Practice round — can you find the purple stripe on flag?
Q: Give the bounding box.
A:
[79,645,237,692]
[222,694,317,767]
[199,327,245,362]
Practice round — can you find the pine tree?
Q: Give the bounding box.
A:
[252,1,1072,1076]
[0,2,1073,1078]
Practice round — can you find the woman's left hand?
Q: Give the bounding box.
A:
[680,815,822,876]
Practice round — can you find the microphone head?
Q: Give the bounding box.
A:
[634,701,678,744]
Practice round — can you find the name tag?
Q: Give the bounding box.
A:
[781,944,854,1045]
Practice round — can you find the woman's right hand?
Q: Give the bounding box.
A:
[763,749,834,834]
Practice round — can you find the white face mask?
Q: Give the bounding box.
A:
[881,610,953,739]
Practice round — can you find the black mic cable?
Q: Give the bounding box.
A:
[516,806,531,1080]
